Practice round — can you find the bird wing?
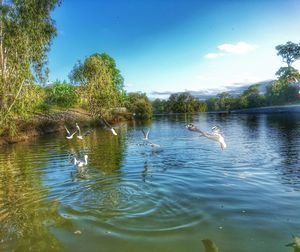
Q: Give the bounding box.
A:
[186,124,205,135]
[64,126,70,135]
[102,117,112,128]
[111,128,118,136]
[70,131,77,137]
[76,123,81,135]
[142,129,149,139]
[211,126,224,136]
[83,130,91,137]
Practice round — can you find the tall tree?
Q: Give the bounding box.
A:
[275,41,300,67]
[69,53,124,117]
[0,0,60,132]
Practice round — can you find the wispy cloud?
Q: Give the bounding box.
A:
[150,90,175,96]
[204,53,224,59]
[218,42,258,54]
[204,41,258,59]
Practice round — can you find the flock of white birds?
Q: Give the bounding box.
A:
[64,121,227,173]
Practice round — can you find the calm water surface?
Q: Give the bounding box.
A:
[1,113,300,252]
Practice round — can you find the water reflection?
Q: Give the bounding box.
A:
[266,113,300,190]
[0,145,69,251]
[1,113,300,252]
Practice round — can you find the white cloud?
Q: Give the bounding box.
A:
[217,42,258,54]
[204,53,224,59]
[203,41,258,60]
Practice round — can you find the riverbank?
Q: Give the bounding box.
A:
[230,103,300,114]
[0,108,133,146]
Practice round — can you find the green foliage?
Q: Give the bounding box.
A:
[0,0,60,133]
[152,92,207,114]
[126,92,152,119]
[266,79,298,105]
[45,80,78,108]
[205,85,266,111]
[69,53,124,117]
[276,41,300,67]
[275,67,300,82]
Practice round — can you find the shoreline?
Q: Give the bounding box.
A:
[226,104,300,114]
[153,104,300,115]
[0,109,133,147]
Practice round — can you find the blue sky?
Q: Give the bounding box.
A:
[48,0,300,98]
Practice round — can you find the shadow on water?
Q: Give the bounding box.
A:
[266,113,300,191]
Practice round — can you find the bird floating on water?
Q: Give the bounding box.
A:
[186,123,227,150]
[74,154,88,172]
[64,126,77,139]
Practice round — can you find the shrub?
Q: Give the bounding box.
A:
[45,80,78,108]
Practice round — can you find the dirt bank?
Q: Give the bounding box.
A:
[0,108,133,146]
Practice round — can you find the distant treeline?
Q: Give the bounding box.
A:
[152,41,300,113]
[152,93,207,114]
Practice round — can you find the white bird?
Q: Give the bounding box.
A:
[102,118,118,136]
[76,123,91,140]
[148,141,160,148]
[142,129,150,140]
[186,123,227,150]
[64,126,77,139]
[74,155,88,171]
[142,129,160,148]
[110,127,118,136]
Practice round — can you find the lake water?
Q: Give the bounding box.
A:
[1,113,300,252]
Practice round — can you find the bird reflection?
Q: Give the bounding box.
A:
[142,161,151,182]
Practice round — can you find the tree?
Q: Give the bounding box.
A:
[216,92,233,111]
[165,92,206,113]
[152,98,168,114]
[241,84,262,107]
[0,0,61,133]
[69,53,124,117]
[275,41,300,67]
[125,92,152,119]
[275,66,300,83]
[206,97,219,111]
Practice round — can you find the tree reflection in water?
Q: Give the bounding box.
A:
[0,143,72,251]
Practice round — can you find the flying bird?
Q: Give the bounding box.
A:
[186,123,227,150]
[64,126,77,139]
[102,118,118,136]
[141,129,160,149]
[142,129,150,141]
[76,123,91,140]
